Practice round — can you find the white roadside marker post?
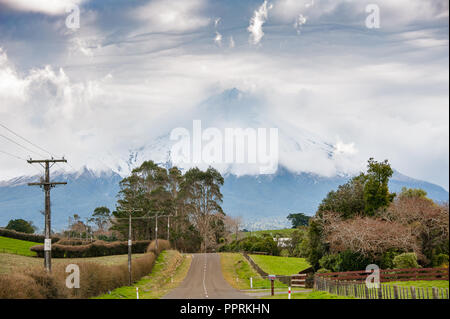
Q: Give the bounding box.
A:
[136,287,139,299]
[250,277,253,289]
[288,286,291,299]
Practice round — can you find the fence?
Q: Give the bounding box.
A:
[316,267,449,282]
[314,276,449,299]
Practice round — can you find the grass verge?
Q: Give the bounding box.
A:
[220,253,288,290]
[95,250,192,299]
[261,291,355,299]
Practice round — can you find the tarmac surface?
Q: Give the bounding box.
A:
[162,253,254,299]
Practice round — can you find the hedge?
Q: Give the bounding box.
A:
[0,227,60,243]
[0,239,171,299]
[30,240,153,258]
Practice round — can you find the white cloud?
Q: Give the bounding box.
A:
[132,0,210,33]
[0,0,87,15]
[248,0,273,45]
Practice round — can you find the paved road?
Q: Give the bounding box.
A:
[163,253,253,299]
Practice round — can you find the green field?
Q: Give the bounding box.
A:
[249,254,311,275]
[0,236,39,256]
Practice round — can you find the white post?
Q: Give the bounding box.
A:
[288,286,291,299]
[136,287,139,299]
[250,277,253,289]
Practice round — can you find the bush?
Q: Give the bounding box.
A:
[5,219,35,234]
[393,252,420,269]
[316,268,331,274]
[432,253,449,268]
[30,240,153,258]
[380,250,402,269]
[280,249,290,257]
[220,236,279,255]
[319,251,371,272]
[0,227,60,243]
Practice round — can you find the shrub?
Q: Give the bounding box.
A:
[432,253,449,267]
[393,252,420,269]
[0,227,60,243]
[30,240,153,258]
[319,250,371,272]
[316,268,331,274]
[280,249,290,257]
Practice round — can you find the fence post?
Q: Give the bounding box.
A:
[378,287,383,299]
[365,285,369,299]
[410,287,416,299]
[432,287,439,299]
[393,285,399,299]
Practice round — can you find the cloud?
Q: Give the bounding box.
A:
[248,0,273,45]
[132,0,210,33]
[0,0,87,15]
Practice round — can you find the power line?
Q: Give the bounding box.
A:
[0,133,46,158]
[0,122,55,157]
[0,150,27,161]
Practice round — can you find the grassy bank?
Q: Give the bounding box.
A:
[0,252,145,274]
[249,254,311,275]
[220,253,288,289]
[0,236,40,256]
[96,250,192,299]
[244,229,298,238]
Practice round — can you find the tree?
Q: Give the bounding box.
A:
[363,158,395,215]
[398,187,428,200]
[287,213,311,228]
[89,206,111,233]
[5,219,36,234]
[317,173,366,219]
[181,167,225,252]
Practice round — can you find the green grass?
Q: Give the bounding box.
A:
[249,254,311,275]
[0,236,40,256]
[95,250,192,299]
[220,253,288,290]
[389,280,449,289]
[261,291,355,299]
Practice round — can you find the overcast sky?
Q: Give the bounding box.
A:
[0,0,448,190]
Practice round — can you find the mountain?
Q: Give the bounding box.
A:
[0,88,448,230]
[0,165,447,232]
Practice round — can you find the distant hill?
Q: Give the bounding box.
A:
[0,166,447,232]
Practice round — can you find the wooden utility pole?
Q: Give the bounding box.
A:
[117,208,143,285]
[27,158,67,272]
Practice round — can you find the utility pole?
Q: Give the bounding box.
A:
[27,158,67,272]
[116,208,143,285]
